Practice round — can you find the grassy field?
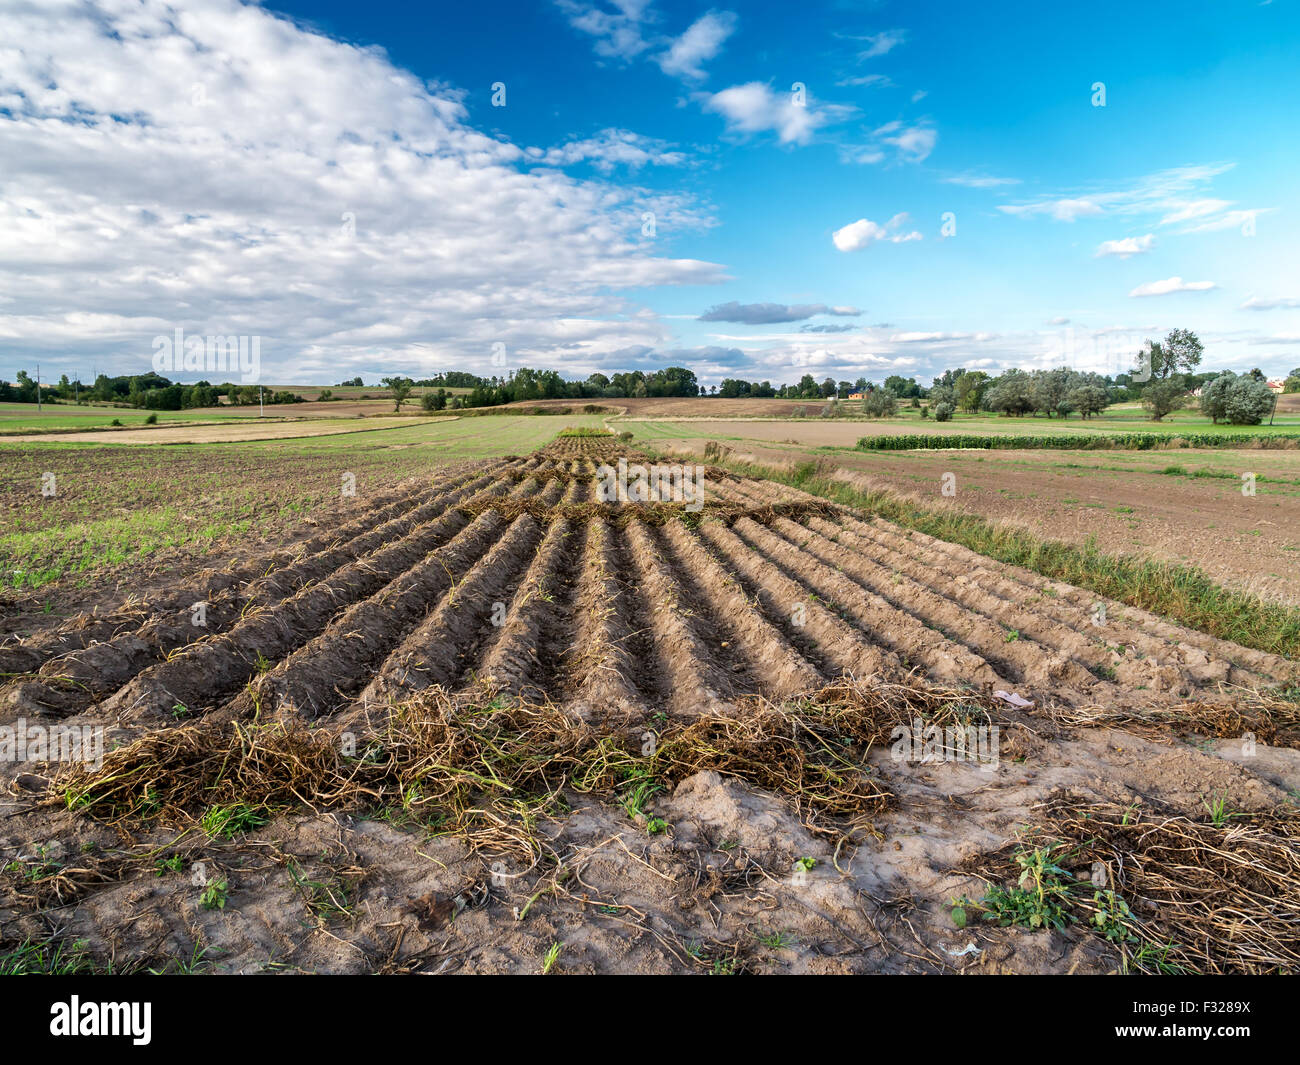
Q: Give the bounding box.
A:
[0,401,271,432]
[0,414,605,591]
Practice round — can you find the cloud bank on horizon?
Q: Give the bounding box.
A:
[0,0,1296,386]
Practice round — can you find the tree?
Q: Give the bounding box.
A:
[1223,375,1275,425]
[928,384,956,407]
[984,370,1034,416]
[954,371,990,412]
[933,401,954,422]
[1199,372,1236,424]
[1145,328,1204,380]
[1029,368,1078,417]
[861,390,897,417]
[1068,384,1109,419]
[1141,379,1188,421]
[382,376,414,411]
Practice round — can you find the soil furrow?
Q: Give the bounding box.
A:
[763,517,1108,698]
[92,477,532,723]
[657,520,820,699]
[695,519,906,684]
[623,518,735,715]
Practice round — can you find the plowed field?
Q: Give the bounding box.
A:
[2,434,1297,975]
[5,435,1289,733]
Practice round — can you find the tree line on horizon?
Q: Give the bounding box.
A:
[6,329,1298,424]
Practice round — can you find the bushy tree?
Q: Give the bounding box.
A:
[933,401,954,422]
[955,371,990,412]
[1222,375,1275,425]
[1068,384,1109,419]
[1029,367,1077,417]
[1141,379,1188,421]
[984,370,1034,416]
[861,390,897,417]
[1199,372,1236,423]
[382,376,414,411]
[1142,328,1204,380]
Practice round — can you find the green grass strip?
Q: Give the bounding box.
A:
[856,431,1300,452]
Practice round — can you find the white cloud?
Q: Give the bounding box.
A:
[557,0,655,61]
[837,74,893,88]
[700,82,852,145]
[1095,234,1155,258]
[876,121,936,162]
[525,129,687,171]
[1000,198,1104,222]
[942,172,1021,188]
[1129,277,1218,298]
[840,121,936,166]
[1179,209,1266,234]
[1241,296,1300,310]
[655,10,737,80]
[855,29,907,58]
[998,163,1266,235]
[1158,198,1232,225]
[832,213,922,252]
[0,0,725,380]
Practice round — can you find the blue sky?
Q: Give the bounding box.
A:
[1,0,1297,386]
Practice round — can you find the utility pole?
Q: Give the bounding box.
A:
[259,385,264,417]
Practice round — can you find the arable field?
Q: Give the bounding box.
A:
[0,415,605,602]
[2,424,1299,975]
[645,429,1300,605]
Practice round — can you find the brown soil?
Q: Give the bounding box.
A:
[1,436,1296,974]
[659,437,1300,605]
[1,416,420,446]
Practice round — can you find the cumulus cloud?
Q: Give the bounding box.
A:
[655,10,737,80]
[698,302,861,324]
[525,129,688,171]
[1129,277,1218,298]
[557,0,656,61]
[832,214,922,252]
[699,82,853,145]
[840,121,936,166]
[0,0,725,381]
[1095,234,1155,258]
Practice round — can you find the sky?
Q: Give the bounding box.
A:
[1,0,1297,388]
